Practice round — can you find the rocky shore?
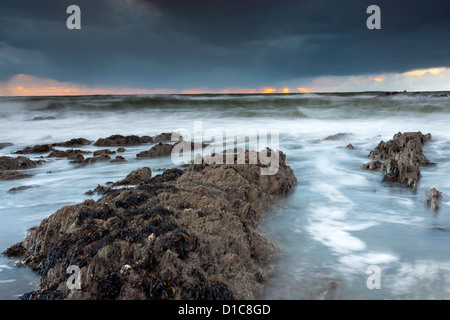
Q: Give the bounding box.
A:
[4,148,297,300]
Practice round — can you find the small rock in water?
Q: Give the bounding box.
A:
[8,185,33,193]
[32,116,56,121]
[110,156,127,163]
[317,280,339,300]
[324,133,350,141]
[424,187,442,212]
[93,149,116,156]
[346,143,355,150]
[117,147,126,153]
[0,142,14,150]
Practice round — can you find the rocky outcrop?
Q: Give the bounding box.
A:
[0,156,44,180]
[137,143,174,158]
[5,149,297,300]
[52,138,91,148]
[363,132,432,191]
[113,167,152,186]
[137,142,207,159]
[93,149,116,156]
[48,149,91,162]
[424,188,442,212]
[14,144,54,154]
[80,154,111,166]
[94,135,154,146]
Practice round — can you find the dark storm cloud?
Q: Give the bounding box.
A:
[0,0,449,89]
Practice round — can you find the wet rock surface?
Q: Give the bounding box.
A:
[94,135,154,146]
[137,141,207,159]
[154,132,182,143]
[363,132,432,191]
[14,144,54,154]
[424,188,442,212]
[52,138,91,148]
[80,154,111,166]
[5,149,297,300]
[48,149,91,161]
[113,167,152,186]
[93,149,116,156]
[110,156,127,163]
[137,143,174,158]
[0,156,44,180]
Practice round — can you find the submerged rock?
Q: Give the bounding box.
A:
[0,171,32,180]
[0,142,14,150]
[317,280,339,300]
[424,188,442,212]
[346,143,355,150]
[363,132,432,191]
[110,156,127,163]
[32,116,56,121]
[5,149,297,300]
[324,133,351,141]
[8,185,33,193]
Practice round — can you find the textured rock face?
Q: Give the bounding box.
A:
[114,167,152,185]
[94,135,154,146]
[424,188,442,212]
[14,144,54,154]
[5,149,297,300]
[363,132,432,191]
[52,138,91,148]
[0,156,44,180]
[136,143,174,158]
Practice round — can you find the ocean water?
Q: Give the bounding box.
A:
[0,92,450,300]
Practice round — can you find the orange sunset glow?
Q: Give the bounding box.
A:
[262,88,277,94]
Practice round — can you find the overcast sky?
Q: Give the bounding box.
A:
[0,0,449,95]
